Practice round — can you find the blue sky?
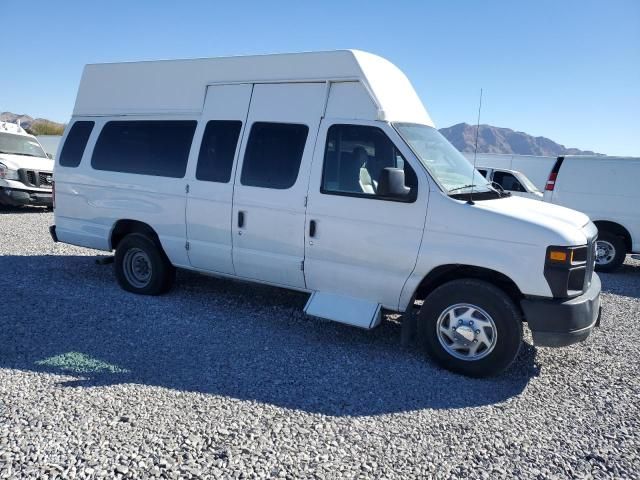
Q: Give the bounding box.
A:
[2,0,638,155]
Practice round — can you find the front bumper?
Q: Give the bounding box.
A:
[0,187,52,207]
[521,274,601,347]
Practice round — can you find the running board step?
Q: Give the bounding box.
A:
[304,292,382,330]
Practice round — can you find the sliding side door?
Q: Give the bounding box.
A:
[185,84,252,274]
[231,83,325,288]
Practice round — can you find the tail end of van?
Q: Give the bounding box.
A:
[543,156,563,202]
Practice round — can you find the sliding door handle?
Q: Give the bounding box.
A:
[238,211,245,228]
[309,220,316,238]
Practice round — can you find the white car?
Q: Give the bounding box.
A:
[51,50,601,377]
[0,122,54,207]
[544,155,640,272]
[477,167,543,200]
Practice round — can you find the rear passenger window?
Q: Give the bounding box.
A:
[92,120,197,178]
[196,121,242,183]
[59,121,94,167]
[240,122,308,189]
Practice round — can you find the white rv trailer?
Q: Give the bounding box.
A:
[51,50,601,377]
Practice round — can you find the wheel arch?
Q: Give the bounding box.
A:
[593,220,632,253]
[412,264,524,312]
[109,219,163,251]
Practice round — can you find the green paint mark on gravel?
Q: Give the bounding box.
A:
[35,352,129,374]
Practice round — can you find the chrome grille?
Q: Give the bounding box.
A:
[38,172,53,186]
[17,169,53,190]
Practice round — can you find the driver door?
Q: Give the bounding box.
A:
[303,121,430,310]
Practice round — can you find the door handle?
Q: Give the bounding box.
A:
[238,211,245,228]
[309,220,316,238]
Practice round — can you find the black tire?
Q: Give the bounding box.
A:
[594,231,626,273]
[418,279,522,377]
[114,233,175,295]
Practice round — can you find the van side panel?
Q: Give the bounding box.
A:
[325,82,378,120]
[54,117,196,267]
[552,158,640,252]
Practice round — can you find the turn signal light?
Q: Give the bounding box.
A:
[549,250,569,262]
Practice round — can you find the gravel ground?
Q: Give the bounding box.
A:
[0,206,639,479]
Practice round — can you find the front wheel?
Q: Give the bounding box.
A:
[115,233,175,295]
[418,279,522,377]
[595,231,626,272]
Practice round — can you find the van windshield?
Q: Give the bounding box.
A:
[516,171,540,193]
[0,132,47,158]
[394,123,493,195]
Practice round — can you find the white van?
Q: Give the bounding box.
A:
[476,167,543,200]
[0,121,54,207]
[51,51,601,377]
[544,155,640,272]
[463,153,556,192]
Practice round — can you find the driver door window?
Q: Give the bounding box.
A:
[321,124,417,201]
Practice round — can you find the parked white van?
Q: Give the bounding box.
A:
[476,167,543,200]
[544,155,640,272]
[463,153,556,192]
[0,121,54,207]
[51,51,601,377]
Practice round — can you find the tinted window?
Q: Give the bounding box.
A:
[92,120,197,178]
[240,122,308,189]
[196,121,242,183]
[59,121,94,167]
[321,124,417,201]
[477,169,488,178]
[493,171,525,192]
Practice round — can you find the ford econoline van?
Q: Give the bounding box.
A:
[50,51,601,377]
[544,155,640,272]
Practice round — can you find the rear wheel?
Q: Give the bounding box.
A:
[595,231,626,272]
[115,233,175,295]
[418,279,522,377]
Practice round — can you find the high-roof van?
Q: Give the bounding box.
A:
[50,51,601,377]
[544,155,640,272]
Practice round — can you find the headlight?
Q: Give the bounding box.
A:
[0,163,19,180]
[544,245,589,298]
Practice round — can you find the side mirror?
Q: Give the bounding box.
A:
[377,167,411,198]
[491,181,505,193]
[46,153,53,159]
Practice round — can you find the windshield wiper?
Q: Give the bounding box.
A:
[448,184,480,193]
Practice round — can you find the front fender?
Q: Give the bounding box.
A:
[398,230,549,311]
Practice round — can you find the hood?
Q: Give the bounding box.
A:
[429,193,593,248]
[0,153,54,172]
[476,195,590,231]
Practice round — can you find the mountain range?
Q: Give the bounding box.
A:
[0,112,65,135]
[439,123,600,156]
[1,112,601,156]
